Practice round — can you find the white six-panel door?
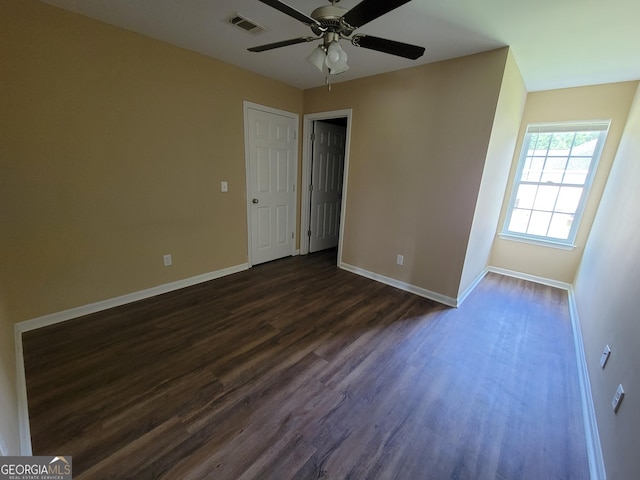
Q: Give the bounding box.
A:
[309,121,346,253]
[246,106,297,265]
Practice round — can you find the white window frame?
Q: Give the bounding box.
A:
[500,121,610,249]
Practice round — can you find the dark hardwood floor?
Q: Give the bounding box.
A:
[23,250,589,479]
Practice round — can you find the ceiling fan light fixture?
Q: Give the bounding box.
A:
[306,45,327,73]
[329,61,349,75]
[325,40,348,75]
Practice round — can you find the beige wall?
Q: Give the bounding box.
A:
[305,48,509,300]
[573,84,640,480]
[0,0,303,452]
[490,82,639,283]
[1,0,304,321]
[459,50,527,297]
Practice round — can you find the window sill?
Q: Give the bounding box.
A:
[498,232,577,251]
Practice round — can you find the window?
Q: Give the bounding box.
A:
[502,121,610,247]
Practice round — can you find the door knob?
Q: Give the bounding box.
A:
[252,198,259,204]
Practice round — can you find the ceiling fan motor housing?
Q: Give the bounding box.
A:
[310,5,354,36]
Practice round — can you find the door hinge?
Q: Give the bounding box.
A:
[307,230,311,237]
[309,184,313,192]
[292,232,295,239]
[311,133,316,142]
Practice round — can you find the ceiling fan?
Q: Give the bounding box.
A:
[248,0,425,77]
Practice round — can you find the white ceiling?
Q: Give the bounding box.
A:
[40,0,640,91]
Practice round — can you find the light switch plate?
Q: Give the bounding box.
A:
[600,345,611,368]
[612,384,624,413]
[221,181,228,192]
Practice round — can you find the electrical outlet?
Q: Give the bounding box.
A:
[396,254,404,266]
[221,181,228,192]
[163,254,172,267]
[600,345,611,368]
[611,384,624,413]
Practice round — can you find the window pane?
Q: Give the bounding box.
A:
[521,157,532,180]
[564,157,591,184]
[508,208,530,233]
[521,156,545,182]
[533,132,552,151]
[541,156,568,183]
[533,185,559,211]
[514,184,537,209]
[526,133,539,155]
[571,132,599,156]
[527,211,552,236]
[549,132,575,152]
[548,213,574,239]
[555,187,583,213]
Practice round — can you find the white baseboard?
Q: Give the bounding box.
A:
[567,289,607,480]
[14,326,31,456]
[487,266,572,291]
[14,262,249,456]
[0,432,8,456]
[339,262,457,307]
[457,269,489,307]
[16,264,249,333]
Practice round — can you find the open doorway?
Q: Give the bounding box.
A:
[301,109,352,262]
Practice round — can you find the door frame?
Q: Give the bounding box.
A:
[243,101,299,267]
[301,109,353,263]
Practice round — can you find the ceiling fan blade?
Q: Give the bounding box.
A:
[248,37,317,52]
[351,34,425,60]
[342,0,413,28]
[258,0,324,29]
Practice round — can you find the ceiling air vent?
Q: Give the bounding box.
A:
[226,13,266,34]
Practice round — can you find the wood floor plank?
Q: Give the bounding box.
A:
[23,250,590,479]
